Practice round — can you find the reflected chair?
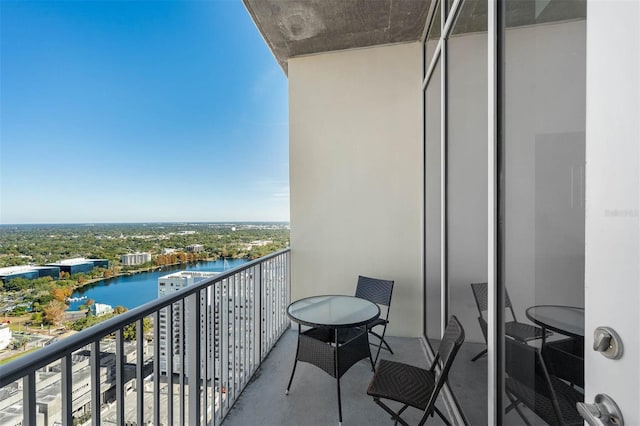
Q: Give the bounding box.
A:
[505,337,584,426]
[542,337,584,390]
[470,282,551,362]
[355,275,395,366]
[367,316,465,426]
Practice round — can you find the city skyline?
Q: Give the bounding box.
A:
[0,0,289,224]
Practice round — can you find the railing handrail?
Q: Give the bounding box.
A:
[0,248,290,387]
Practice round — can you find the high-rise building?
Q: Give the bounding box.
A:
[157,271,218,377]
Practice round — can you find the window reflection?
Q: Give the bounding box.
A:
[501,2,586,424]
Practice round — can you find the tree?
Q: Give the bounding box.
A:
[113,305,128,315]
[43,300,68,325]
[51,287,72,302]
[122,318,152,341]
[85,298,95,307]
[31,312,43,325]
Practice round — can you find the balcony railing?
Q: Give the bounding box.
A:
[0,248,291,426]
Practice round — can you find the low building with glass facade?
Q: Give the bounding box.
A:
[46,258,109,275]
[0,265,60,283]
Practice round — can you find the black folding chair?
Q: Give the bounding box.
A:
[367,316,465,426]
[470,282,551,361]
[505,337,584,425]
[355,275,395,366]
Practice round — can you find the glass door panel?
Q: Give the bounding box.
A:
[500,1,586,423]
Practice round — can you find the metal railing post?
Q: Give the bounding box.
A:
[61,354,73,426]
[23,372,36,426]
[91,340,102,425]
[136,318,144,426]
[187,291,202,426]
[154,310,161,426]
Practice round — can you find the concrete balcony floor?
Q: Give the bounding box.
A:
[222,330,486,426]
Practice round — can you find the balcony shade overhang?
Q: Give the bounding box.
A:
[243,0,587,75]
[242,0,431,74]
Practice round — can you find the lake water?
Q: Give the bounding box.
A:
[67,258,248,311]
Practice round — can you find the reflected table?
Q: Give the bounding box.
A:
[525,305,585,341]
[286,295,380,425]
[526,305,585,389]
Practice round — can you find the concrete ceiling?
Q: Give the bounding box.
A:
[243,0,431,74]
[243,0,586,74]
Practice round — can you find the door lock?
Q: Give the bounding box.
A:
[593,327,623,359]
[577,394,624,426]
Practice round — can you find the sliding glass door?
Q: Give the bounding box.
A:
[499,2,586,423]
[423,0,587,423]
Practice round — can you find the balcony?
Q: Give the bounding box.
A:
[222,330,440,426]
[0,249,290,426]
[0,245,493,426]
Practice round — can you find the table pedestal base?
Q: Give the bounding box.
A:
[286,325,374,424]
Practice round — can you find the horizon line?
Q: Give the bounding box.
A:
[0,220,291,226]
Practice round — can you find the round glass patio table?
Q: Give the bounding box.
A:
[286,295,380,425]
[526,305,584,338]
[287,294,380,328]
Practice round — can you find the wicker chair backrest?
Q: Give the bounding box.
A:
[470,282,516,319]
[355,275,394,307]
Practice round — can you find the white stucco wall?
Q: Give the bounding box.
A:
[288,42,423,337]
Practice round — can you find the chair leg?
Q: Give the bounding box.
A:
[373,398,410,426]
[370,326,393,367]
[506,391,532,426]
[380,337,394,354]
[369,330,394,354]
[433,406,452,426]
[368,347,376,372]
[471,348,487,362]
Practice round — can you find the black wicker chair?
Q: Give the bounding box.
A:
[470,282,551,361]
[505,337,584,425]
[367,316,465,426]
[355,275,395,366]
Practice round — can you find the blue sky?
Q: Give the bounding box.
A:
[0,0,289,224]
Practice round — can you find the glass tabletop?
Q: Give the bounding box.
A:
[526,305,585,337]
[287,295,380,328]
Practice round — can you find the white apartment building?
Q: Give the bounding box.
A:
[0,324,12,351]
[120,252,152,266]
[185,244,204,253]
[157,271,218,376]
[90,303,113,317]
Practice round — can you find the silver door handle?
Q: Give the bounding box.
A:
[577,394,623,426]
